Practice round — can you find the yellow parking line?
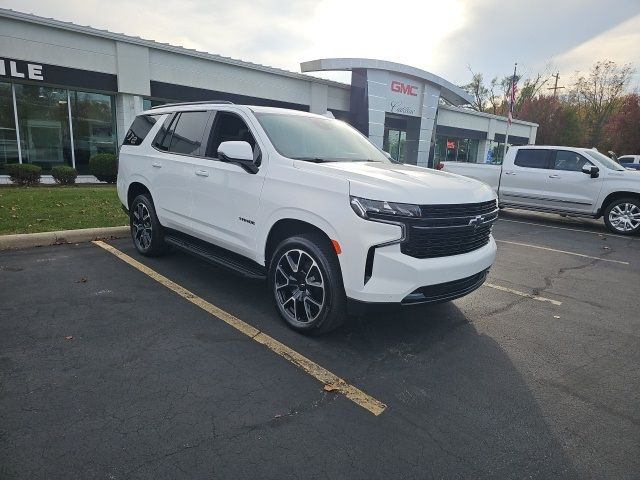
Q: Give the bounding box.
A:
[92,240,386,416]
[496,240,630,265]
[484,282,562,305]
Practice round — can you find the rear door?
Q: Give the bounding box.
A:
[151,110,211,232]
[499,148,555,209]
[543,149,603,214]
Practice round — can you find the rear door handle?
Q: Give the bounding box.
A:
[151,162,162,168]
[548,174,560,178]
[195,170,209,177]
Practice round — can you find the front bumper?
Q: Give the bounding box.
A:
[344,236,497,304]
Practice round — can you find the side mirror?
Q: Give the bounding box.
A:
[217,141,258,174]
[582,164,599,178]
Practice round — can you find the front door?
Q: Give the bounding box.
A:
[188,110,267,260]
[543,149,603,214]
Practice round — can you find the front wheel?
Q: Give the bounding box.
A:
[268,233,347,334]
[603,198,640,235]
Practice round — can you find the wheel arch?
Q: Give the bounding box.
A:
[598,191,640,218]
[127,181,152,209]
[263,216,340,269]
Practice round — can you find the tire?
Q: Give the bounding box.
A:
[130,194,167,256]
[268,232,347,334]
[603,197,640,235]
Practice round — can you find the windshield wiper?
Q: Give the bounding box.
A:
[291,157,332,163]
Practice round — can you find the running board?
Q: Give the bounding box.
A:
[164,232,266,280]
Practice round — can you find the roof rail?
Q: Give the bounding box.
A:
[150,100,234,109]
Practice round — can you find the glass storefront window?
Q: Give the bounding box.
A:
[0,82,19,171]
[71,91,117,174]
[434,135,480,163]
[14,84,72,172]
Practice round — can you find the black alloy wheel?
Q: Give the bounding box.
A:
[269,233,347,334]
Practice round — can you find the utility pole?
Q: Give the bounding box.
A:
[548,72,565,97]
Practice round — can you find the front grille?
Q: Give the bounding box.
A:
[402,269,489,305]
[398,200,497,259]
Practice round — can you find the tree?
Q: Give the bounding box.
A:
[603,94,640,154]
[519,96,585,146]
[573,60,635,147]
[462,67,489,112]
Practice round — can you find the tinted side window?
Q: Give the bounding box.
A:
[205,112,259,162]
[514,149,552,169]
[554,150,593,171]
[123,114,161,146]
[168,111,210,155]
[618,156,632,164]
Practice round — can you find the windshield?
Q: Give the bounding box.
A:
[255,113,390,163]
[584,149,625,171]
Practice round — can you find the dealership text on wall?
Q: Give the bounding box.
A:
[0,59,44,81]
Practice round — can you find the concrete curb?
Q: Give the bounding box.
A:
[0,226,129,251]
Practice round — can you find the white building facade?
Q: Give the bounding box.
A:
[0,8,537,180]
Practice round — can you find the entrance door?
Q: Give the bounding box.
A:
[383,128,407,162]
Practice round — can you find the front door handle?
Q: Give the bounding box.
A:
[504,171,516,176]
[151,162,162,168]
[548,174,560,178]
[195,170,209,177]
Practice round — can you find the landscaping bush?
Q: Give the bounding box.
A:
[89,153,118,183]
[51,165,78,185]
[6,163,42,186]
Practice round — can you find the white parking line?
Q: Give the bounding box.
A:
[498,218,636,240]
[484,283,562,305]
[495,240,630,265]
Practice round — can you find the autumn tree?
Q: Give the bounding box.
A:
[603,94,640,154]
[573,60,635,147]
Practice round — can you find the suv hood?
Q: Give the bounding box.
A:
[294,160,495,204]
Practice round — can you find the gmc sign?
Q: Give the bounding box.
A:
[390,80,418,97]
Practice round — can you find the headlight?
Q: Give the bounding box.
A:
[350,196,421,219]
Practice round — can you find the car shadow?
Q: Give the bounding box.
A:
[124,242,580,477]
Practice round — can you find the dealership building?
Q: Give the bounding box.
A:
[0,8,537,181]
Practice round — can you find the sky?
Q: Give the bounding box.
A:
[2,0,639,89]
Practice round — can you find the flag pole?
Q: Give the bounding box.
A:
[497,62,517,197]
[501,62,517,166]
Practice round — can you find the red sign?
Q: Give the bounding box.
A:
[390,80,418,97]
[447,140,456,149]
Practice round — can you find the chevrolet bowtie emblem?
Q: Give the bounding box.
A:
[468,215,484,229]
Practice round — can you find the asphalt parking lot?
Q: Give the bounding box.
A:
[1,210,639,479]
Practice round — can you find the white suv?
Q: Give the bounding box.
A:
[117,102,497,333]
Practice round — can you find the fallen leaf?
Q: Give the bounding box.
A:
[75,277,88,283]
[323,380,346,392]
[553,315,560,319]
[65,335,73,340]
[602,246,610,250]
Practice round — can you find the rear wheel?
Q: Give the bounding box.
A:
[603,197,640,235]
[130,194,167,256]
[268,233,347,334]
